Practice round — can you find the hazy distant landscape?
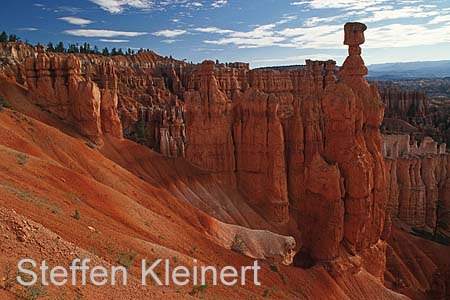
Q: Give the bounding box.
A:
[368,60,450,79]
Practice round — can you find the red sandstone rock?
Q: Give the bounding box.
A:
[1,23,391,278]
[383,134,450,229]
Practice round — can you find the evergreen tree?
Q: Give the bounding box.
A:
[102,47,110,56]
[0,31,7,42]
[117,48,124,56]
[111,48,117,56]
[47,42,55,52]
[135,119,147,145]
[8,34,18,42]
[55,42,65,53]
[68,43,79,53]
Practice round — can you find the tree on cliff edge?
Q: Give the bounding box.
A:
[55,42,65,53]
[47,42,55,52]
[8,34,19,42]
[135,119,147,145]
[0,31,7,42]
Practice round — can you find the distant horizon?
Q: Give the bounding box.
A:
[4,32,450,72]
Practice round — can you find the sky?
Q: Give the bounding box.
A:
[2,0,450,68]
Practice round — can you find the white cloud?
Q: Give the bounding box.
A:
[279,24,341,37]
[99,39,129,42]
[290,1,309,5]
[205,36,291,49]
[59,16,94,25]
[194,27,235,34]
[428,14,450,25]
[365,23,450,48]
[303,15,344,27]
[161,39,181,44]
[64,29,147,37]
[89,0,152,13]
[203,24,285,48]
[18,27,38,31]
[212,0,228,8]
[188,2,203,7]
[297,0,390,10]
[363,5,438,22]
[153,29,187,37]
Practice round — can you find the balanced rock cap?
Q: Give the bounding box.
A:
[344,22,367,46]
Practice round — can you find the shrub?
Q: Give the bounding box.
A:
[117,251,136,268]
[0,97,12,111]
[231,234,246,254]
[18,285,47,300]
[17,153,28,165]
[85,142,95,149]
[135,119,147,145]
[269,263,280,273]
[72,210,80,220]
[188,284,208,296]
[263,289,271,298]
[0,263,14,291]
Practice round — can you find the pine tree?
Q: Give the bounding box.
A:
[102,47,110,56]
[111,48,117,56]
[55,42,65,53]
[0,31,7,42]
[135,119,147,145]
[8,34,18,42]
[117,48,124,56]
[47,42,55,52]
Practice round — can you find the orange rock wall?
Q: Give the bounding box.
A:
[0,23,389,268]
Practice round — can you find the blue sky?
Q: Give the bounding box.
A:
[2,0,450,67]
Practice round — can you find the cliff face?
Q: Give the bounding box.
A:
[380,88,427,121]
[0,23,389,271]
[379,84,450,146]
[23,45,122,143]
[181,23,387,267]
[384,134,450,229]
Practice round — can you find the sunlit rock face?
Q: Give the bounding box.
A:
[1,24,389,276]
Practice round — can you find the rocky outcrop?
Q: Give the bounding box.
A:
[380,88,427,121]
[24,45,122,143]
[182,22,388,268]
[383,134,450,229]
[1,24,388,272]
[379,84,450,146]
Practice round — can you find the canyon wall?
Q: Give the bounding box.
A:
[0,23,389,269]
[384,134,450,229]
[379,85,450,145]
[380,87,427,122]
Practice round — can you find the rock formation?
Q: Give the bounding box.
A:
[379,85,450,146]
[24,45,122,143]
[383,134,450,229]
[1,23,388,276]
[182,22,387,266]
[380,88,427,121]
